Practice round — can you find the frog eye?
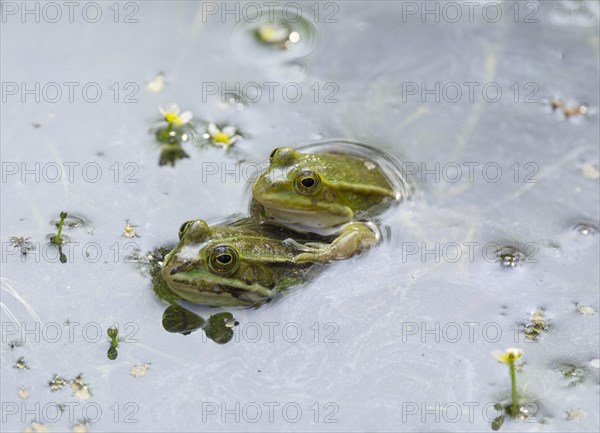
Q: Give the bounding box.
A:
[294,170,321,195]
[178,221,192,240]
[208,245,239,275]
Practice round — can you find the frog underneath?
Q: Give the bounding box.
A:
[161,218,372,307]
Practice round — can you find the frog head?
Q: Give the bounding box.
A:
[252,146,399,229]
[161,220,279,307]
[252,147,356,228]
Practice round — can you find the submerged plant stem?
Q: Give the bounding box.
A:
[509,360,518,416]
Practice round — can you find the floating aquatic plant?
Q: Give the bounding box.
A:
[199,122,242,151]
[493,347,522,416]
[152,104,194,166]
[47,212,69,263]
[107,326,119,360]
[490,348,530,430]
[51,211,68,245]
[159,104,192,130]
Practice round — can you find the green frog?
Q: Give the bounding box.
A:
[161,217,374,307]
[251,146,398,257]
[252,147,400,227]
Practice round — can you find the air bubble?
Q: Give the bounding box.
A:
[552,361,588,387]
[495,246,526,268]
[50,214,87,229]
[231,9,317,64]
[45,233,71,245]
[572,222,598,236]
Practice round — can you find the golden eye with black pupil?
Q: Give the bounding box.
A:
[208,245,239,275]
[178,221,192,240]
[294,170,321,195]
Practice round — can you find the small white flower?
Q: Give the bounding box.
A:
[159,104,192,127]
[204,123,240,149]
[492,347,523,364]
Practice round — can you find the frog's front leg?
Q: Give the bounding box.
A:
[286,222,379,263]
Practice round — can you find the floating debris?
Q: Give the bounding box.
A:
[580,162,599,180]
[72,421,89,433]
[123,222,139,238]
[48,374,67,391]
[8,340,22,350]
[130,363,150,378]
[9,237,35,255]
[524,308,549,340]
[124,246,143,263]
[147,73,166,93]
[14,357,29,370]
[549,97,590,119]
[566,408,586,420]
[24,422,49,433]
[575,304,597,315]
[17,386,29,399]
[70,374,91,399]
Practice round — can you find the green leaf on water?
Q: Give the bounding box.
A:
[162,305,205,335]
[107,346,118,360]
[203,312,235,344]
[491,415,505,431]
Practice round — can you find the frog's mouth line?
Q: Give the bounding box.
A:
[163,265,276,303]
[259,205,349,228]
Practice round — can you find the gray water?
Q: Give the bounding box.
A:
[1,1,599,432]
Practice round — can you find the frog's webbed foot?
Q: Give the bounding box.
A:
[285,222,379,263]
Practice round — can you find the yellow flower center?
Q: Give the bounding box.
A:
[164,112,183,127]
[212,132,230,144]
